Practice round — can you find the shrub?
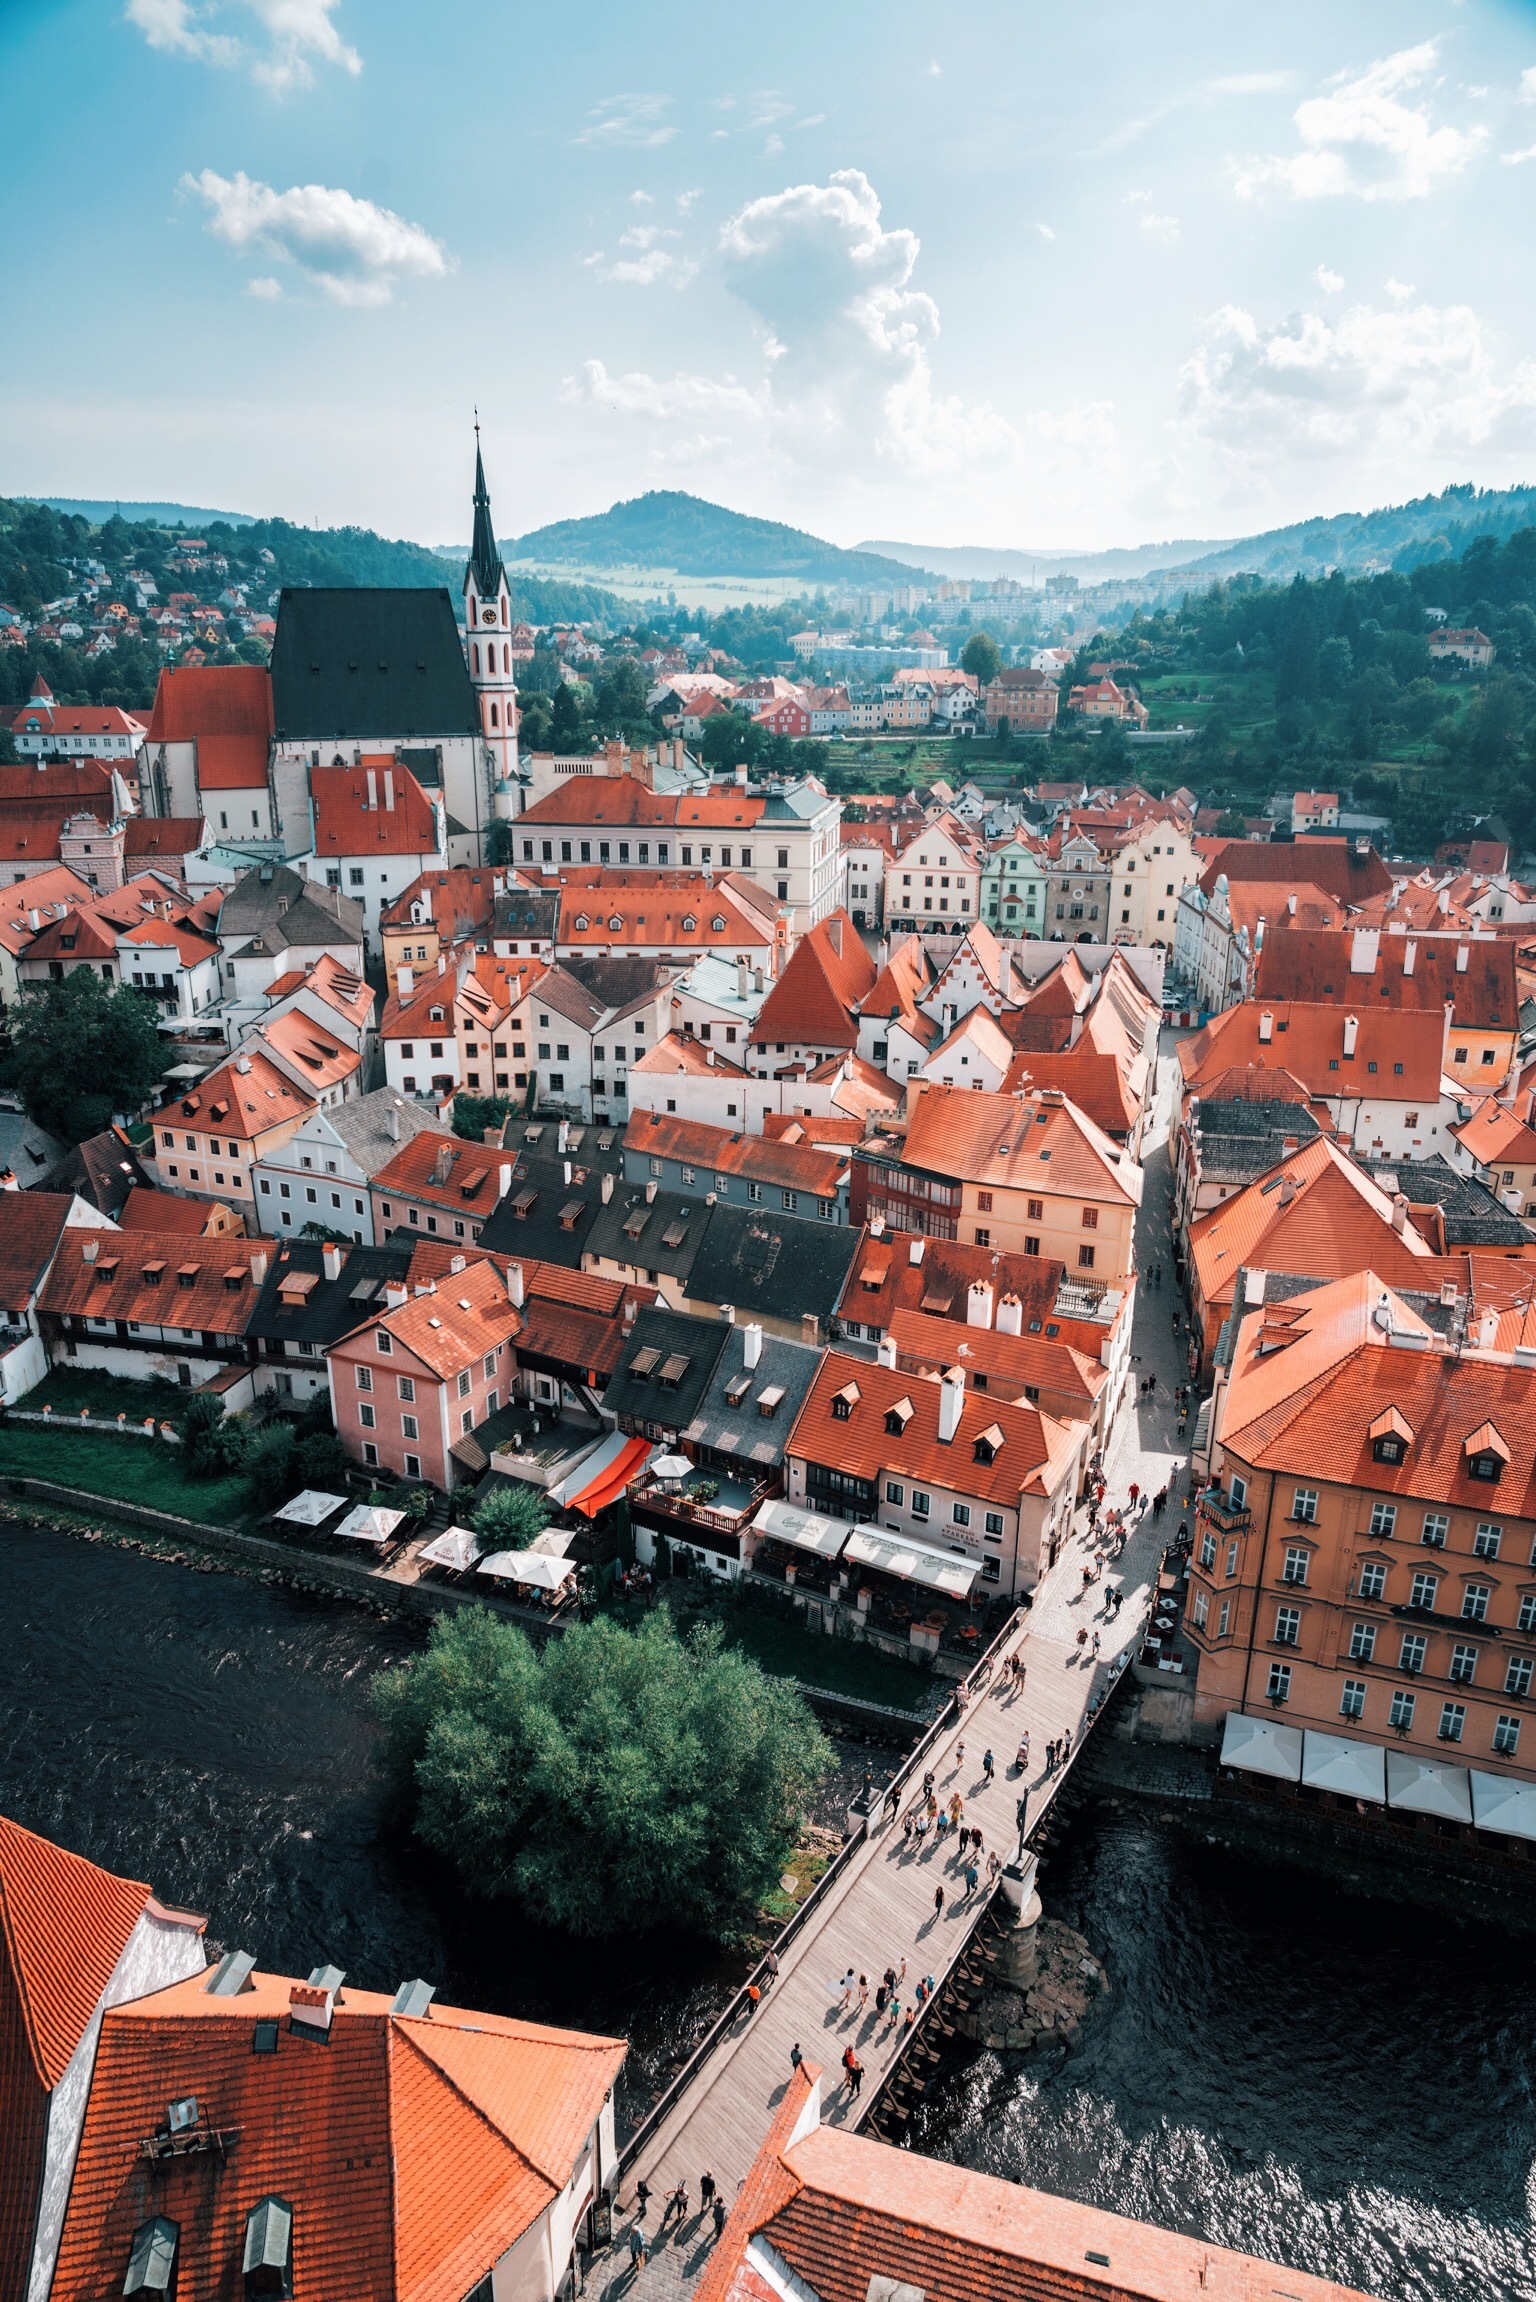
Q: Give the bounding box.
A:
[472,1481,547,1548]
[181,1394,251,1479]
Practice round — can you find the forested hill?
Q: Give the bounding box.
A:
[509,491,931,586]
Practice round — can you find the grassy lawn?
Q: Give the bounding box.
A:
[17,1366,196,1430]
[0,1421,256,1525]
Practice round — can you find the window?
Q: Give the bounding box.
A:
[1078,1244,1096,1269]
[1450,1644,1478,1685]
[985,1511,1004,1536]
[405,1453,420,1478]
[1226,1541,1239,1579]
[1349,1622,1377,1661]
[1199,1529,1216,1570]
[1399,1632,1427,1674]
[358,1403,376,1429]
[1410,1572,1439,1611]
[1475,1523,1502,1560]
[1282,1546,1310,1585]
[1439,1702,1466,1744]
[1463,1583,1491,1622]
[1217,1599,1232,1637]
[1495,1714,1522,1755]
[781,1190,798,1212]
[952,1503,971,1528]
[911,1491,930,1519]
[974,1228,991,1248]
[1421,1513,1449,1548]
[457,1369,472,1398]
[1292,1487,1317,1523]
[376,1330,392,1354]
[1027,1198,1043,1221]
[977,1190,993,1213]
[1080,1206,1098,1229]
[354,1365,372,1392]
[401,1414,418,1440]
[1368,1502,1397,1539]
[1359,1561,1387,1599]
[397,1376,415,1403]
[1274,1605,1301,1645]
[885,1481,904,1506]
[1266,1663,1292,1704]
[1340,1679,1367,1721]
[1389,1689,1416,1730]
[1521,1595,1536,1634]
[1192,1587,1210,1629]
[484,1353,496,1381]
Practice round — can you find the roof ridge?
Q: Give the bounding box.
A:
[391,2017,560,2190]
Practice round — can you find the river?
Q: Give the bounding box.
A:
[2,1525,1533,2301]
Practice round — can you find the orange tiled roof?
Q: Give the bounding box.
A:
[38,1231,265,1333]
[312,763,440,858]
[625,1108,847,1195]
[361,1252,522,1379]
[754,913,875,1050]
[1188,1137,1436,1316]
[901,1083,1141,1206]
[1455,1094,1536,1169]
[887,1305,1105,1407]
[1199,839,1392,903]
[1255,929,1516,1031]
[838,1233,1068,1340]
[144,663,272,744]
[49,1964,625,2302]
[153,1048,314,1141]
[0,1814,153,2089]
[371,1132,509,1217]
[117,1187,228,1235]
[1177,1002,1447,1103]
[0,1195,73,1315]
[517,775,765,828]
[381,866,499,938]
[787,1346,1077,1503]
[558,881,774,954]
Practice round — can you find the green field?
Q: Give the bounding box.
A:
[0,1420,256,1525]
[17,1366,197,1430]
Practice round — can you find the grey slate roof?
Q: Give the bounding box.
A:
[584,1184,708,1286]
[476,1123,625,1269]
[219,863,365,951]
[1363,1153,1533,1248]
[246,1237,413,1350]
[321,1090,450,1179]
[0,1111,70,1186]
[492,888,561,942]
[683,1200,860,1327]
[270,589,478,741]
[32,1123,144,1211]
[1191,1097,1323,1188]
[603,1306,730,1433]
[683,1324,821,1470]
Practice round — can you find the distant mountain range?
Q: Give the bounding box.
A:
[26,496,257,528]
[506,491,930,588]
[867,482,1536,588]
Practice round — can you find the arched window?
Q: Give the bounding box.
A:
[471,643,479,674]
[503,644,511,673]
[490,703,499,726]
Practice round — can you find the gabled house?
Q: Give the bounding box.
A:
[37,1228,267,1398]
[328,1250,522,1486]
[254,1087,451,1244]
[145,1048,317,1220]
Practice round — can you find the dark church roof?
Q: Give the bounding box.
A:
[467,445,506,602]
[269,589,478,741]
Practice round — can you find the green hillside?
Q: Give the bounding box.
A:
[509,491,932,587]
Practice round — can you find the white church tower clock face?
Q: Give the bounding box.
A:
[463,425,520,835]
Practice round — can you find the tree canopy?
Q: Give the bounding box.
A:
[372,1607,832,1940]
[5,972,167,1142]
[960,630,1002,685]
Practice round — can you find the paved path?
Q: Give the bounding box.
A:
[610,1045,1194,2301]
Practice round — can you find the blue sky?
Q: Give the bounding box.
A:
[6,0,1536,553]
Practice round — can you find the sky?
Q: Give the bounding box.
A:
[6,0,1536,555]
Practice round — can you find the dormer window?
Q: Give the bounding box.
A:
[1370,1406,1414,1465]
[243,2196,294,2298]
[884,1397,913,1436]
[123,2217,178,2297]
[831,1380,860,1421]
[973,1423,1004,1465]
[1466,1422,1509,1483]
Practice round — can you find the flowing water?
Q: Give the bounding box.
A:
[3,1524,1533,2299]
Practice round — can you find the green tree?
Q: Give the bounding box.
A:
[550,682,584,748]
[372,1608,832,1939]
[6,972,166,1143]
[182,1394,250,1478]
[473,1481,547,1548]
[1274,576,1321,706]
[960,630,1002,686]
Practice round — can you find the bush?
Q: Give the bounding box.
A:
[181,1394,250,1479]
[372,1609,832,1939]
[472,1481,547,1548]
[293,1430,350,1492]
[247,1423,296,1507]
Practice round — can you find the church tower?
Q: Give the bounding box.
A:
[462,432,520,826]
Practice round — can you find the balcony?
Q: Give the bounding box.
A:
[1197,1490,1251,1533]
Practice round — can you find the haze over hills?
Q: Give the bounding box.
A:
[506,492,931,588]
[27,496,257,528]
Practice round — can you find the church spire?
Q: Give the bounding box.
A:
[467,421,505,602]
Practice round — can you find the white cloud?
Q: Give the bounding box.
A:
[571,169,1019,487]
[246,275,282,299]
[796,114,826,129]
[926,60,942,77]
[124,0,358,90]
[629,190,653,207]
[185,170,448,305]
[764,134,784,156]
[742,91,793,129]
[676,188,703,214]
[1520,65,1536,101]
[1385,276,1416,302]
[1502,144,1536,166]
[575,95,675,148]
[1231,41,1487,201]
[1314,264,1345,292]
[589,226,697,289]
[1178,292,1536,474]
[1030,222,1056,241]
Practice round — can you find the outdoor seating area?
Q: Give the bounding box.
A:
[416,1524,482,1580]
[476,1530,580,1613]
[745,1497,991,1658]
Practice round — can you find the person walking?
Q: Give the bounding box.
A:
[955,1740,966,1773]
[712,2197,727,2240]
[764,1949,780,1987]
[838,1968,856,2011]
[700,2171,717,2213]
[897,1954,908,1986]
[875,1980,889,2017]
[790,2041,803,2073]
[1017,1731,1030,1771]
[934,1883,946,1920]
[745,1982,761,2016]
[964,1860,980,1898]
[842,2043,857,2084]
[665,2181,689,2227]
[635,2181,651,2223]
[982,1748,995,1784]
[628,2224,648,2272]
[1091,1631,1101,1659]
[856,1974,869,2014]
[849,2056,864,2099]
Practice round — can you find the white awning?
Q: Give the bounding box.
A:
[842,1526,980,1598]
[545,1431,625,1507]
[1220,1711,1303,1782]
[418,1525,481,1572]
[477,1548,574,1591]
[273,1489,347,1527]
[749,1498,850,1561]
[1301,1731,1386,1803]
[1386,1751,1473,1823]
[333,1504,405,1549]
[1470,1769,1536,1842]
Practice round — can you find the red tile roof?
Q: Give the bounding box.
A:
[887,1305,1106,1409]
[152,1048,314,1141]
[1199,839,1392,902]
[0,1814,152,2089]
[1178,1002,1448,1104]
[311,763,440,859]
[558,880,775,955]
[1455,1094,1536,1170]
[1188,1137,1437,1322]
[754,913,875,1050]
[625,1108,848,1195]
[1255,929,1516,1032]
[38,1231,266,1332]
[144,663,272,744]
[381,866,499,939]
[117,1187,234,1235]
[50,1965,624,2302]
[122,817,207,861]
[787,1346,1076,1503]
[518,775,765,828]
[837,1232,1068,1339]
[346,1254,522,1379]
[900,1083,1141,1206]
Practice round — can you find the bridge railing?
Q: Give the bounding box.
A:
[616,1603,1029,2177]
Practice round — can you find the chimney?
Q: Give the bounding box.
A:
[735,764,749,789]
[1479,1305,1499,1348]
[645,1179,658,1203]
[1257,1011,1273,1044]
[967,1279,994,1329]
[737,957,750,1000]
[563,1160,572,1185]
[1456,945,1469,974]
[397,965,414,999]
[483,1128,501,1146]
[1438,887,1450,916]
[1282,1134,1299,1154]
[235,1054,252,1074]
[1278,1176,1296,1208]
[602,1171,614,1203]
[26,909,38,931]
[754,967,765,994]
[387,1103,401,1140]
[1342,1014,1359,1058]
[743,1321,763,1369]
[82,1238,99,1263]
[877,1334,898,1367]
[1402,940,1416,978]
[707,1047,715,1066]
[938,1367,964,1443]
[506,1261,525,1308]
[1391,1192,1408,1234]
[828,918,843,957]
[322,1243,343,1281]
[383,769,395,812]
[1287,893,1297,917]
[289,1980,335,2035]
[870,1214,886,1239]
[996,1291,1023,1336]
[433,1141,454,1186]
[366,768,378,812]
[249,1250,269,1284]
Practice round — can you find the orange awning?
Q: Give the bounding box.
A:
[570,1435,653,1519]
